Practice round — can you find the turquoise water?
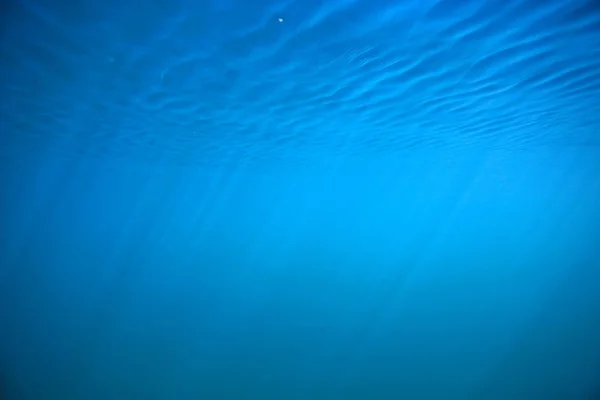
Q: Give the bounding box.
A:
[1,0,600,398]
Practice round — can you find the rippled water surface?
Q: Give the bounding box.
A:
[1,0,600,399]
[3,0,600,163]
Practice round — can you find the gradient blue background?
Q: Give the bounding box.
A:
[1,0,600,398]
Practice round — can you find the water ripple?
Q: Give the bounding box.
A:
[1,0,599,165]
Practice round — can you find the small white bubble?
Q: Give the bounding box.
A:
[278,17,283,22]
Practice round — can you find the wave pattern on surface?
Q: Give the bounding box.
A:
[1,0,600,165]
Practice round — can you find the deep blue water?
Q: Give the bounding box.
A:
[1,0,600,398]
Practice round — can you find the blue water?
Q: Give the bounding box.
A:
[1,0,600,398]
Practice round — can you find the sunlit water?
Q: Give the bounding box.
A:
[1,0,600,399]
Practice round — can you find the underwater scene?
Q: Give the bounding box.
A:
[1,0,600,398]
